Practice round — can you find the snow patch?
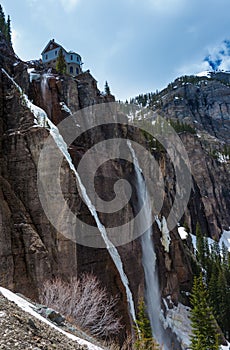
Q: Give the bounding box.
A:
[216,152,230,163]
[178,227,188,240]
[155,216,171,252]
[0,287,103,350]
[188,230,230,253]
[190,233,215,251]
[196,71,211,78]
[27,68,40,83]
[60,102,72,115]
[221,343,230,350]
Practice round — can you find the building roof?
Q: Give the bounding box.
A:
[41,39,61,55]
[41,39,81,60]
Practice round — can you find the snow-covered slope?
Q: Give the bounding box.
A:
[0,287,104,350]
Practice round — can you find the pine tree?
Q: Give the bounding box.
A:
[134,298,160,350]
[203,237,212,280]
[216,269,229,337]
[0,5,5,32]
[190,274,220,350]
[5,15,11,44]
[0,7,12,45]
[104,81,111,95]
[211,241,221,265]
[56,48,66,74]
[196,223,205,266]
[208,265,219,313]
[207,242,230,341]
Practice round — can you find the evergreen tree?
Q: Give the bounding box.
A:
[216,269,229,337]
[190,274,220,350]
[0,5,5,32]
[203,237,212,280]
[221,243,229,271]
[208,264,219,313]
[207,242,230,340]
[0,7,12,45]
[196,223,205,266]
[104,81,111,95]
[56,48,66,74]
[5,15,11,44]
[211,241,221,265]
[134,298,160,350]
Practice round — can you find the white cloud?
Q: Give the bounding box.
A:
[219,57,230,71]
[176,39,230,77]
[59,0,80,12]
[204,40,230,71]
[176,60,210,76]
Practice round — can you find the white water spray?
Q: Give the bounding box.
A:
[128,140,165,347]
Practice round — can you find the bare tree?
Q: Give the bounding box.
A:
[39,274,121,338]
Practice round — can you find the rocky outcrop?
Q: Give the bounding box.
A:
[150,76,230,238]
[181,133,230,239]
[157,76,230,143]
[0,32,229,347]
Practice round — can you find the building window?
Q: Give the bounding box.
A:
[70,66,73,74]
[55,50,57,55]
[70,55,73,60]
[76,67,79,75]
[45,54,48,60]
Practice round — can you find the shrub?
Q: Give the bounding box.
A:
[39,273,121,338]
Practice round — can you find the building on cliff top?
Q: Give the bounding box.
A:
[41,39,83,76]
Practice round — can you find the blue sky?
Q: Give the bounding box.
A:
[2,0,230,100]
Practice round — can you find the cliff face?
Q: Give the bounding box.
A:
[0,33,229,345]
[150,76,230,238]
[158,76,230,143]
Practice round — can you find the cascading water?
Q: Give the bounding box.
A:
[40,76,138,327]
[128,140,166,348]
[41,74,52,118]
[46,117,138,327]
[2,68,138,328]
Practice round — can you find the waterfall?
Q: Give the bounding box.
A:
[41,74,52,118]
[40,102,138,327]
[127,140,165,347]
[2,68,138,327]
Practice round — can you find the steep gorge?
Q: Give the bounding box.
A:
[0,33,230,348]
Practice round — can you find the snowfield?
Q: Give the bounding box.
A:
[0,287,104,350]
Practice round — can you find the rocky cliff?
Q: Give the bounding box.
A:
[0,33,229,348]
[147,75,230,238]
